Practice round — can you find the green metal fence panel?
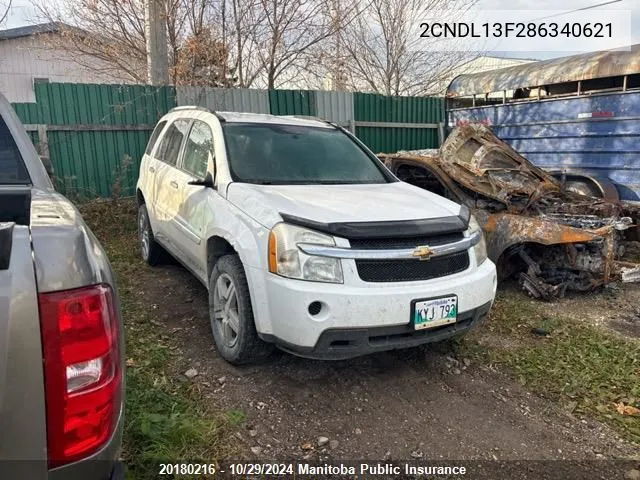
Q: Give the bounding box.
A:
[48,130,149,198]
[269,90,316,116]
[33,83,176,125]
[354,92,443,122]
[12,83,177,198]
[12,103,43,124]
[354,93,444,153]
[355,127,439,154]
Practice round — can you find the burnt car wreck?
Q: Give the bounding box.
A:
[380,124,640,300]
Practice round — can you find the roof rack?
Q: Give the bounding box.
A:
[168,105,211,113]
[280,114,338,128]
[167,105,226,122]
[281,114,325,122]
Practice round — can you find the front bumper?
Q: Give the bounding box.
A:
[262,300,492,360]
[249,258,497,358]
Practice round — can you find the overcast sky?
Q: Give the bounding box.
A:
[3,0,639,60]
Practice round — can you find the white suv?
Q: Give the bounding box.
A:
[136,107,497,364]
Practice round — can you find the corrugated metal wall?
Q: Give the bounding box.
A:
[355,93,443,153]
[12,83,443,198]
[176,87,356,123]
[13,83,176,198]
[315,91,354,124]
[177,87,270,113]
[268,90,316,116]
[176,87,444,153]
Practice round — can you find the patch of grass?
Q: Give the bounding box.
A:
[80,199,236,479]
[226,409,247,426]
[461,291,640,444]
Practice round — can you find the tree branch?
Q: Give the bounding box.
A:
[0,0,12,26]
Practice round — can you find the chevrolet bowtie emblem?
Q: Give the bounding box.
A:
[412,245,433,261]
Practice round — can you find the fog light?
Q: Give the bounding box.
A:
[308,301,322,316]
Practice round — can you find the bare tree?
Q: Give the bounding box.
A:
[172,27,236,86]
[223,0,359,89]
[32,0,348,89]
[0,0,12,26]
[208,0,263,88]
[32,0,148,82]
[31,0,234,85]
[340,0,481,96]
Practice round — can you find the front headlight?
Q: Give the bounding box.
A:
[268,223,344,283]
[467,215,488,265]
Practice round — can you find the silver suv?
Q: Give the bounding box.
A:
[0,93,124,479]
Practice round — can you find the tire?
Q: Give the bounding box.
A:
[137,204,164,266]
[209,254,273,365]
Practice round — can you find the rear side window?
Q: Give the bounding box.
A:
[182,120,214,178]
[145,120,167,155]
[0,116,30,184]
[156,119,191,166]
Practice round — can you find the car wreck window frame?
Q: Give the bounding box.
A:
[392,159,463,204]
[220,122,398,185]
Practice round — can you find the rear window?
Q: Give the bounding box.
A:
[0,116,30,184]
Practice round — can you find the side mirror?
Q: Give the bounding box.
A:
[188,172,215,189]
[40,156,54,177]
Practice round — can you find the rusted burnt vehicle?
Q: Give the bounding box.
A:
[380,124,640,300]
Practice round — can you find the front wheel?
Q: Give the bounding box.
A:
[209,254,273,365]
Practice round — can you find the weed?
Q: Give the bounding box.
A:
[226,410,247,426]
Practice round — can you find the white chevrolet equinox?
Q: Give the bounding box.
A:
[136,107,497,364]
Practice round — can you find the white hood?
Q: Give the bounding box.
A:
[226,181,463,229]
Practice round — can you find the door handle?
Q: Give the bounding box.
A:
[149,166,155,173]
[170,181,179,189]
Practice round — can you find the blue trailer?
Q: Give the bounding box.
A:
[446,45,640,201]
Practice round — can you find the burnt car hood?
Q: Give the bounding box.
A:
[436,124,635,219]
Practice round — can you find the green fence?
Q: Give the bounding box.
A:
[354,93,442,153]
[12,83,443,198]
[268,90,316,116]
[13,83,176,198]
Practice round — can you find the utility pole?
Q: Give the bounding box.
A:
[145,0,169,85]
[331,0,345,91]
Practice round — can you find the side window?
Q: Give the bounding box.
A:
[155,119,191,166]
[145,120,167,155]
[182,120,214,178]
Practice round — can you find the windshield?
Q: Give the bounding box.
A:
[222,123,392,184]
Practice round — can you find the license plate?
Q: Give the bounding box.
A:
[412,296,458,330]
